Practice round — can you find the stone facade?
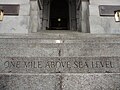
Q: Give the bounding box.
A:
[0,0,120,34]
[0,0,30,33]
[0,32,120,90]
[0,1,120,90]
[30,0,42,32]
[89,0,120,34]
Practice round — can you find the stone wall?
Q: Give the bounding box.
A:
[30,0,42,32]
[89,0,120,34]
[42,0,49,30]
[1,0,120,34]
[0,0,30,34]
[76,0,89,33]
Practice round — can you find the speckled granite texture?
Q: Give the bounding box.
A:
[0,73,120,90]
[0,32,120,90]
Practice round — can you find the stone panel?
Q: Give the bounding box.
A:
[0,16,30,34]
[0,0,30,4]
[0,74,58,90]
[0,57,119,73]
[62,73,120,90]
[89,5,99,16]
[0,42,120,57]
[89,16,120,34]
[0,74,120,90]
[19,4,30,16]
[90,0,120,5]
[89,0,120,34]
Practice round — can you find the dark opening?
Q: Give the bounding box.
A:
[49,0,69,30]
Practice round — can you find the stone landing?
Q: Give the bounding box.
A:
[0,31,120,90]
[1,73,120,90]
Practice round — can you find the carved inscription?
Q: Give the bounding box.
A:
[1,57,117,73]
[4,60,114,69]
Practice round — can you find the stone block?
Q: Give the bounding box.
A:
[0,0,30,4]
[90,25,105,34]
[89,5,99,16]
[0,16,30,34]
[0,42,120,57]
[90,0,120,5]
[0,32,120,42]
[0,57,120,73]
[89,16,120,34]
[62,43,120,57]
[0,74,59,90]
[86,16,105,33]
[30,11,38,16]
[62,73,120,90]
[0,73,120,90]
[19,4,30,16]
[0,43,59,57]
[109,19,120,34]
[30,1,39,11]
[89,0,120,34]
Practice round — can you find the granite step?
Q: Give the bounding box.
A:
[0,32,120,90]
[0,34,120,43]
[0,33,120,57]
[0,57,119,73]
[0,73,120,90]
[0,42,120,57]
[0,31,120,41]
[0,37,120,43]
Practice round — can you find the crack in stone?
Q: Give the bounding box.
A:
[55,75,63,90]
[58,49,61,57]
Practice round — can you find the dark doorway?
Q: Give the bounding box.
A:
[49,0,69,30]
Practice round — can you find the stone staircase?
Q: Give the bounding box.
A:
[0,31,120,90]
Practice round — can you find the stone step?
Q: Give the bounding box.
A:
[1,37,120,43]
[0,34,120,43]
[0,57,119,73]
[0,31,120,41]
[0,73,120,90]
[0,42,120,57]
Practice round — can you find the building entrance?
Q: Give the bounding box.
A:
[42,0,77,30]
[49,0,69,30]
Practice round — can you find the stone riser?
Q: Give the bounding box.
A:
[1,38,120,43]
[0,73,120,90]
[0,43,120,57]
[0,32,120,39]
[0,36,120,43]
[0,57,120,73]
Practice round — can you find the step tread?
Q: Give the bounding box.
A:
[0,73,120,90]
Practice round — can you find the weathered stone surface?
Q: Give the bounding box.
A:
[0,73,120,90]
[25,33,120,39]
[30,0,41,33]
[19,4,30,16]
[0,57,119,73]
[62,43,120,57]
[0,42,120,57]
[0,16,30,34]
[1,31,120,41]
[0,0,29,4]
[0,0,31,34]
[0,43,60,57]
[90,16,120,34]
[90,0,120,5]
[89,0,120,34]
[89,5,99,16]
[62,73,120,90]
[0,74,59,90]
